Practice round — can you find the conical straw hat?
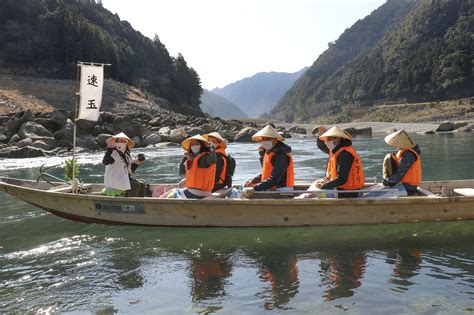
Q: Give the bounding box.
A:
[202,132,227,149]
[384,129,415,149]
[251,125,284,142]
[106,132,135,149]
[319,126,352,141]
[181,134,210,152]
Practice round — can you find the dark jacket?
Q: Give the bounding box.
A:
[213,152,226,191]
[317,137,355,190]
[383,145,421,193]
[252,141,292,191]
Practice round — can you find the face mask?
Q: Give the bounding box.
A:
[325,140,337,151]
[260,141,274,151]
[191,145,201,154]
[115,142,127,153]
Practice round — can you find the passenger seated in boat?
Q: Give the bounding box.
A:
[102,133,145,197]
[382,129,422,196]
[242,125,294,198]
[173,134,216,199]
[311,126,365,198]
[202,132,235,192]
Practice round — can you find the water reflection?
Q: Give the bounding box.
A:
[320,251,367,301]
[1,222,474,313]
[189,249,233,302]
[387,249,422,290]
[254,252,299,310]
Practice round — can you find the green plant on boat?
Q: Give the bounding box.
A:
[64,158,80,181]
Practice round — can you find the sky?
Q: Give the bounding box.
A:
[103,0,386,90]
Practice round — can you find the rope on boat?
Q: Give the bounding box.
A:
[37,164,87,193]
[37,164,67,186]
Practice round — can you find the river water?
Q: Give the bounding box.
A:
[0,133,473,313]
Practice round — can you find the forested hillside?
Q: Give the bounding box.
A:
[212,68,307,118]
[200,90,248,119]
[271,0,474,123]
[0,0,203,116]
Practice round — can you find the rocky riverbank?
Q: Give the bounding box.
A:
[0,109,472,158]
[0,109,260,158]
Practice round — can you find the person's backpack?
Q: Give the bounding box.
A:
[224,154,236,187]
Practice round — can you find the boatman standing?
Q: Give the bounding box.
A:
[242,125,294,198]
[102,132,145,197]
[382,129,422,195]
[313,126,365,198]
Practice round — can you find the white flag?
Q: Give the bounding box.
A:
[78,64,104,121]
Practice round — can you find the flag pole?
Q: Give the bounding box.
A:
[72,63,81,193]
[72,61,111,193]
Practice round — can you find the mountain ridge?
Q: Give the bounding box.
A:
[200,90,248,119]
[0,0,204,116]
[271,0,474,123]
[212,67,307,118]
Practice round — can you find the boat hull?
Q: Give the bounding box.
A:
[1,178,473,227]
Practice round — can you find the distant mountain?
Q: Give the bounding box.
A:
[0,0,203,116]
[271,0,474,122]
[200,90,248,119]
[212,68,307,118]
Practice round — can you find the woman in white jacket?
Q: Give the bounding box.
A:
[102,132,144,196]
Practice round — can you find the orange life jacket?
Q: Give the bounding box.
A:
[327,146,365,190]
[394,149,422,187]
[261,151,294,188]
[215,147,227,186]
[185,152,216,192]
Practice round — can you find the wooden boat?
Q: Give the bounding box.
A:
[0,176,473,227]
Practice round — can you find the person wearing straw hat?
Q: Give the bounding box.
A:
[242,125,294,198]
[313,125,365,198]
[102,132,145,196]
[382,129,422,195]
[203,132,235,192]
[172,134,216,199]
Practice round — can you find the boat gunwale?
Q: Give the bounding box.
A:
[1,177,473,206]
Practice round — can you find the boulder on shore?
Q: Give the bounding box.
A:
[0,145,49,158]
[96,133,113,148]
[141,133,162,147]
[50,109,68,129]
[6,116,23,133]
[436,121,455,132]
[234,127,258,142]
[169,128,187,143]
[113,116,142,138]
[18,121,53,140]
[288,125,307,134]
[76,135,100,151]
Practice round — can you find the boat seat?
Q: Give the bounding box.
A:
[204,187,234,199]
[453,188,474,197]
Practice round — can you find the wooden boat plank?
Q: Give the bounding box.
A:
[0,177,473,227]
